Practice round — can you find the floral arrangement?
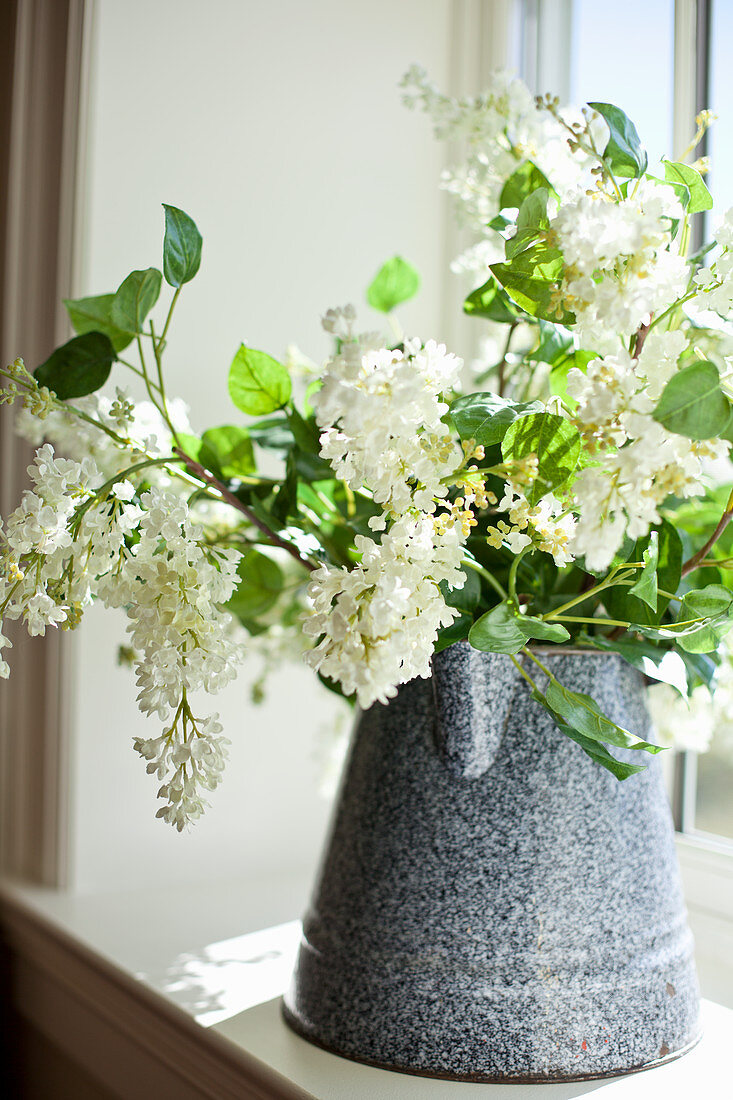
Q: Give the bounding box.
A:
[3,68,733,828]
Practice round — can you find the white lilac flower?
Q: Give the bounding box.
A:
[302,513,464,708]
[571,426,727,572]
[552,180,687,347]
[15,392,193,484]
[489,488,576,568]
[401,66,596,234]
[567,350,646,446]
[312,334,463,523]
[647,683,715,753]
[134,712,230,832]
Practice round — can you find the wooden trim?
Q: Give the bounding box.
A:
[0,886,311,1100]
[0,0,88,886]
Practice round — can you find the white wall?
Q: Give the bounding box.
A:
[71,0,455,891]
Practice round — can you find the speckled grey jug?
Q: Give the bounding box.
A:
[284,644,701,1082]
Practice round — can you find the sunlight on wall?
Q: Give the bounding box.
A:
[71,0,452,891]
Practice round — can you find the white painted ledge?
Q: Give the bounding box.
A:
[1,875,731,1099]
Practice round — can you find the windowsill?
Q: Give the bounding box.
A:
[1,873,732,1099]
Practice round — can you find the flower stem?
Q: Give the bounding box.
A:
[462,558,507,599]
[172,447,317,572]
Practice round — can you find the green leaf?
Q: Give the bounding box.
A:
[34,332,115,399]
[273,450,298,522]
[226,548,284,621]
[366,255,420,313]
[652,360,731,440]
[580,633,688,696]
[228,345,292,415]
[287,408,322,455]
[469,603,526,654]
[628,531,659,611]
[678,584,733,653]
[247,415,294,451]
[526,321,573,366]
[468,601,569,654]
[663,160,713,213]
[605,522,682,627]
[162,204,203,287]
[501,411,581,505]
[439,565,482,613]
[499,161,554,209]
[505,189,551,259]
[63,294,133,353]
[518,616,571,644]
[531,690,647,780]
[463,276,522,324]
[679,648,719,692]
[110,268,163,335]
[545,680,662,754]
[587,101,648,178]
[491,240,574,324]
[199,426,255,479]
[450,392,543,448]
[434,613,473,653]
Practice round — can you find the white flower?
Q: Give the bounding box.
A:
[24,591,67,635]
[302,513,464,708]
[553,180,687,345]
[647,683,715,753]
[313,336,463,519]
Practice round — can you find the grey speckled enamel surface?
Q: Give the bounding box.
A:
[284,644,700,1082]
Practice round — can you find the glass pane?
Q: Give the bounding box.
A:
[708,0,733,214]
[696,747,733,839]
[570,0,674,170]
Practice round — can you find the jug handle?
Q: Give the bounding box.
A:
[431,643,521,779]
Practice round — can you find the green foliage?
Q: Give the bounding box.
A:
[199,426,255,479]
[162,204,203,287]
[434,614,473,652]
[677,585,733,653]
[111,268,163,335]
[499,161,554,209]
[588,101,648,178]
[366,255,420,313]
[35,332,115,399]
[628,532,659,611]
[491,244,574,324]
[530,690,648,780]
[501,411,581,505]
[652,360,731,439]
[663,161,712,213]
[440,566,482,613]
[468,601,569,654]
[226,548,285,622]
[544,679,661,754]
[450,392,542,448]
[581,633,688,696]
[505,189,551,259]
[605,522,682,627]
[228,345,292,415]
[63,294,133,353]
[463,276,523,323]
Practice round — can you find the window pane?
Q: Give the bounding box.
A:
[708,0,733,214]
[570,0,674,169]
[695,748,733,839]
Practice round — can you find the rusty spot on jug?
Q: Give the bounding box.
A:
[659,1042,670,1058]
[666,982,676,996]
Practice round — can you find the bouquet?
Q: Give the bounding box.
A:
[3,68,733,828]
